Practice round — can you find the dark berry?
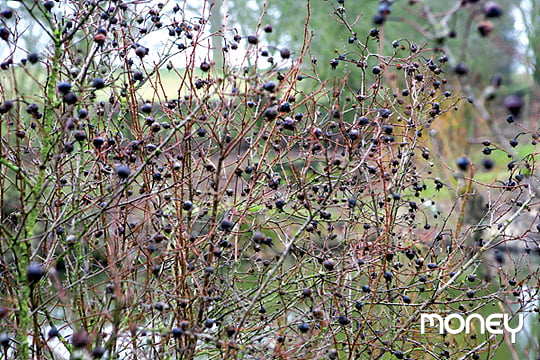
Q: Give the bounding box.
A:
[141,102,153,114]
[280,48,291,59]
[93,32,106,45]
[247,35,258,45]
[262,81,276,92]
[27,262,45,283]
[219,219,234,232]
[47,326,59,338]
[0,100,13,114]
[372,13,386,25]
[504,95,524,116]
[71,330,90,348]
[252,231,266,244]
[196,127,207,137]
[323,259,335,271]
[78,108,89,119]
[43,1,55,11]
[454,63,469,76]
[482,158,494,170]
[494,250,504,264]
[92,137,105,149]
[92,77,105,89]
[456,156,471,171]
[115,164,131,179]
[337,315,350,325]
[63,92,78,105]
[92,347,105,359]
[171,327,184,338]
[27,53,40,64]
[73,130,87,142]
[57,81,72,95]
[478,20,494,37]
[200,60,211,72]
[297,321,310,333]
[484,1,503,18]
[0,8,13,19]
[135,46,148,58]
[182,201,193,211]
[263,24,273,33]
[279,101,291,112]
[264,107,278,120]
[0,334,10,349]
[64,142,75,153]
[133,70,144,81]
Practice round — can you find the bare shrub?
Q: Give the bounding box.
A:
[0,1,538,359]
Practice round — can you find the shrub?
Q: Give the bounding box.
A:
[0,1,538,359]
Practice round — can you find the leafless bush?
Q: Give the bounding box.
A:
[0,1,538,359]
